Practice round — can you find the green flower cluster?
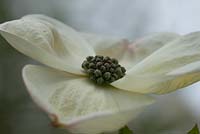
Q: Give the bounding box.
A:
[82,55,126,85]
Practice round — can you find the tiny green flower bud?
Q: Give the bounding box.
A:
[111,63,117,68]
[103,56,110,61]
[104,63,110,69]
[96,77,104,85]
[87,69,94,75]
[86,56,94,61]
[89,63,95,68]
[96,58,101,62]
[94,69,102,77]
[116,67,123,76]
[100,65,106,72]
[113,73,119,79]
[81,60,89,69]
[121,66,126,73]
[110,68,115,73]
[111,58,118,64]
[103,72,111,80]
[96,62,103,68]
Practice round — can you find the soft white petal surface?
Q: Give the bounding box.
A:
[23,15,127,62]
[82,33,129,59]
[83,32,180,69]
[112,32,200,94]
[15,15,179,69]
[18,16,128,65]
[23,65,154,134]
[0,15,95,75]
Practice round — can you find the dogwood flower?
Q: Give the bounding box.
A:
[1,15,200,134]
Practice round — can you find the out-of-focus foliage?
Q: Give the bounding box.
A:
[0,0,9,23]
[188,124,199,134]
[0,1,68,134]
[0,0,10,55]
[119,126,133,134]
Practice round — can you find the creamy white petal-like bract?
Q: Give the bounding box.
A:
[23,65,154,134]
[81,32,129,60]
[83,32,180,69]
[22,15,180,70]
[24,14,129,64]
[112,32,200,94]
[0,16,95,75]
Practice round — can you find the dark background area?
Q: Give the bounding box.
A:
[0,1,67,134]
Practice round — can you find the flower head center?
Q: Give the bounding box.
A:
[82,55,126,85]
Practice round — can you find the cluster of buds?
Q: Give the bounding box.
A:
[82,55,126,85]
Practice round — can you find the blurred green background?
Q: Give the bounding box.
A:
[0,1,67,134]
[0,0,199,134]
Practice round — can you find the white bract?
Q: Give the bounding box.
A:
[1,15,200,134]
